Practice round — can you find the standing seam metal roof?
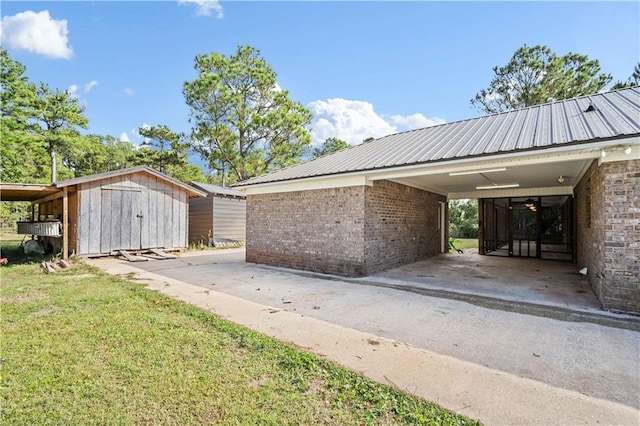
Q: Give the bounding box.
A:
[235,87,640,187]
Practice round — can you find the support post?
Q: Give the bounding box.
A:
[478,198,484,255]
[62,187,69,260]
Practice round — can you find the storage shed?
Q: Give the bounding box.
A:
[3,166,206,257]
[188,181,246,245]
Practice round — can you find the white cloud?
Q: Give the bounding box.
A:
[307,98,445,147]
[307,98,396,147]
[68,80,98,99]
[128,124,151,146]
[178,0,223,18]
[119,132,130,143]
[67,84,79,98]
[83,80,98,93]
[389,113,445,129]
[123,87,135,97]
[0,10,74,60]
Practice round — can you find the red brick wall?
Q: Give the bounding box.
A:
[364,180,446,274]
[575,159,640,314]
[246,186,367,276]
[246,180,445,276]
[575,160,606,302]
[601,160,640,314]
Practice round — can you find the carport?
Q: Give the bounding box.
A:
[367,249,601,314]
[236,87,640,314]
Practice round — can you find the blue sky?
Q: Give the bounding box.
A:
[2,1,638,163]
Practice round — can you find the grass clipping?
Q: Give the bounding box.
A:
[1,260,479,425]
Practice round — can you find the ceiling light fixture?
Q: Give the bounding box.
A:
[601,149,607,158]
[476,183,520,190]
[625,147,632,155]
[557,175,565,184]
[449,167,507,176]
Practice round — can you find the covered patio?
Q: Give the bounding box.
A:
[362,249,608,317]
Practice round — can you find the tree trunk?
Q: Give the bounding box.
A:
[50,142,56,184]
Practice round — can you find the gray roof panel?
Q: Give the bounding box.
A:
[189,181,246,198]
[236,87,640,187]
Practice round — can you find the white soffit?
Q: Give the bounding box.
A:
[449,186,575,200]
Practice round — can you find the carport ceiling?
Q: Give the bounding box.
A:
[389,158,590,197]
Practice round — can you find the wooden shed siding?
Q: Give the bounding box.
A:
[88,181,102,254]
[212,197,246,241]
[74,171,191,254]
[68,191,78,254]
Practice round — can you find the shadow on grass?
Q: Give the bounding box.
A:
[0,239,59,266]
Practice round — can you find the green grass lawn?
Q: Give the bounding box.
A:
[449,238,479,251]
[1,240,479,425]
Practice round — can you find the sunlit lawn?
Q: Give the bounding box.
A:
[1,239,479,425]
[450,238,479,251]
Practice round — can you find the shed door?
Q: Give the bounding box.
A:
[100,188,142,253]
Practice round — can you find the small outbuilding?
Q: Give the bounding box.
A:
[188,181,246,245]
[1,166,206,257]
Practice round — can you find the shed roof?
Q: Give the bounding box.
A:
[0,183,60,202]
[236,86,640,187]
[189,181,246,198]
[56,166,207,198]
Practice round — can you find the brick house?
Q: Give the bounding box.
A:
[236,87,640,315]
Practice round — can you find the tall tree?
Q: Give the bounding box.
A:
[60,133,109,177]
[134,124,204,183]
[311,137,349,159]
[183,45,312,183]
[1,50,89,183]
[103,135,136,172]
[33,83,89,183]
[449,199,478,239]
[611,63,640,90]
[0,49,44,182]
[471,45,612,114]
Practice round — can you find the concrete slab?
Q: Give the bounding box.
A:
[87,250,640,425]
[368,249,602,314]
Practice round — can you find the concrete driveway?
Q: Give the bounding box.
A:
[88,249,640,424]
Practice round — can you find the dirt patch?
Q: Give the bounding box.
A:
[247,374,270,389]
[3,291,47,304]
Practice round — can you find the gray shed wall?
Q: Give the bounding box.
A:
[213,197,246,241]
[188,197,214,244]
[75,172,189,254]
[188,195,246,244]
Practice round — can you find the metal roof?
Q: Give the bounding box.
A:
[56,166,207,198]
[236,86,640,187]
[189,181,246,198]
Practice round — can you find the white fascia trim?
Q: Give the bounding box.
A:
[238,136,640,194]
[598,143,640,165]
[241,175,372,195]
[450,185,574,200]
